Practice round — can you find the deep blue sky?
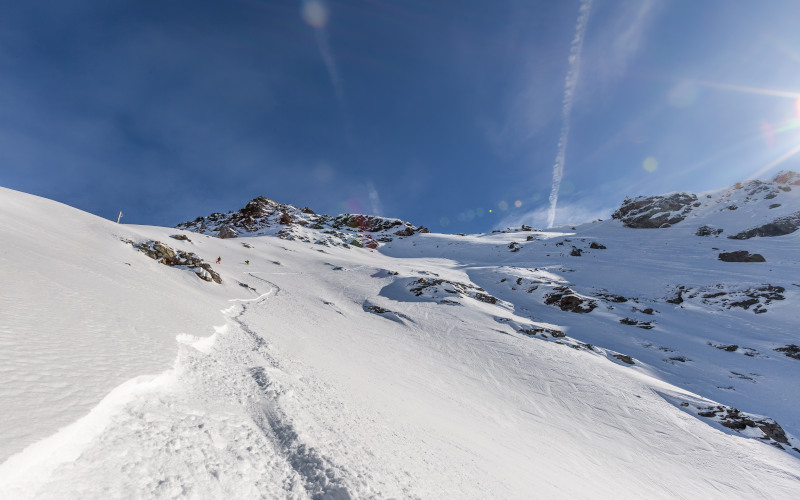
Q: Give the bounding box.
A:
[2,0,799,232]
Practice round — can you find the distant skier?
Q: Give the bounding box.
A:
[245,260,250,265]
[216,256,221,264]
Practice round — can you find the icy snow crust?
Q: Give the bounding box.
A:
[2,180,800,498]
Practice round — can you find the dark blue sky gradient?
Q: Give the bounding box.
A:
[2,0,799,232]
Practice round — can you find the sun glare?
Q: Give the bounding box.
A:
[302,0,328,29]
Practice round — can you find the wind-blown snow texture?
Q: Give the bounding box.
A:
[1,172,799,498]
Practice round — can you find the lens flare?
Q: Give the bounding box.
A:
[514,200,522,208]
[302,0,328,29]
[643,157,658,172]
[796,98,800,118]
[498,201,509,211]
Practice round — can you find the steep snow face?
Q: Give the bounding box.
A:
[2,174,800,498]
[0,187,234,461]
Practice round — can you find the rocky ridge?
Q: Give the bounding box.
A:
[176,196,429,249]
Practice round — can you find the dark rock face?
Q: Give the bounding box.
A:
[278,212,293,225]
[475,293,498,304]
[718,251,765,262]
[689,403,797,451]
[544,288,597,313]
[619,318,655,329]
[134,241,222,284]
[612,193,698,228]
[364,304,391,314]
[570,246,582,257]
[518,326,565,338]
[169,234,191,241]
[666,286,685,304]
[711,344,739,352]
[332,214,404,233]
[589,242,606,249]
[728,212,800,239]
[597,292,627,303]
[612,353,635,364]
[695,226,723,237]
[775,344,800,360]
[218,225,237,239]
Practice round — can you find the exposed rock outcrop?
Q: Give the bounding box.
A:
[674,284,784,313]
[544,287,597,313]
[134,241,222,284]
[728,212,800,239]
[696,226,723,237]
[775,344,800,360]
[407,278,499,305]
[612,193,698,228]
[685,402,800,453]
[218,225,238,239]
[718,251,766,262]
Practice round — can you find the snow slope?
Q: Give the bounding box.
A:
[1,176,799,498]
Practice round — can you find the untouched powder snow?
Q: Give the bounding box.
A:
[2,182,800,498]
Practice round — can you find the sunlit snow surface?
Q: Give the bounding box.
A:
[1,185,800,498]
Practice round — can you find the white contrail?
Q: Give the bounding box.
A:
[547,0,593,228]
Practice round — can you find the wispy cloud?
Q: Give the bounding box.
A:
[547,0,593,228]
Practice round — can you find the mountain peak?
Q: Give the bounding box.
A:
[176,196,428,248]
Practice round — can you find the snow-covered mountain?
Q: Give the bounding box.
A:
[1,172,799,499]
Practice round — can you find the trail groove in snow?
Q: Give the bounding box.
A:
[233,296,354,500]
